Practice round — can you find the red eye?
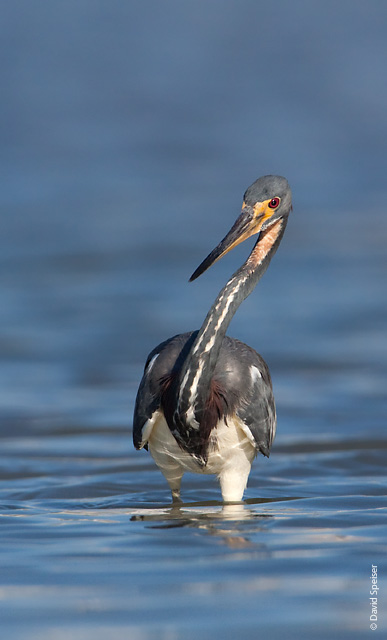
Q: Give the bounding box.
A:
[268,197,280,209]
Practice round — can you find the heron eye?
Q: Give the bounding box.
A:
[268,197,280,209]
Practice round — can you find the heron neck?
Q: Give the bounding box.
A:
[177,217,287,424]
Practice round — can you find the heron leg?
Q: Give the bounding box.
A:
[171,488,182,504]
[166,473,183,504]
[218,465,250,503]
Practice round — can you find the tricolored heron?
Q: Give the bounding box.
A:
[133,175,292,503]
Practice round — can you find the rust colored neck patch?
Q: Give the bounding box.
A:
[247,218,284,270]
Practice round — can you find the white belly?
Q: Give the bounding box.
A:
[147,411,257,502]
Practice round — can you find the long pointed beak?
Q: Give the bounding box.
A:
[189,203,267,281]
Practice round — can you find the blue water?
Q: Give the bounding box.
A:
[1,2,386,638]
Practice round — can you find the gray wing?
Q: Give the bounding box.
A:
[132,332,197,449]
[214,336,277,457]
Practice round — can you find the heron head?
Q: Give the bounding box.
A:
[190,175,292,282]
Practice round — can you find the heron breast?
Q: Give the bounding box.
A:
[148,411,256,477]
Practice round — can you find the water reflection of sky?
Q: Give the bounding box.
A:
[1,3,386,639]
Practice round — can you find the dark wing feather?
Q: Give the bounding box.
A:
[132,332,197,449]
[214,336,277,457]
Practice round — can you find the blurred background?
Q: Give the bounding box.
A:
[1,2,386,639]
[2,0,386,431]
